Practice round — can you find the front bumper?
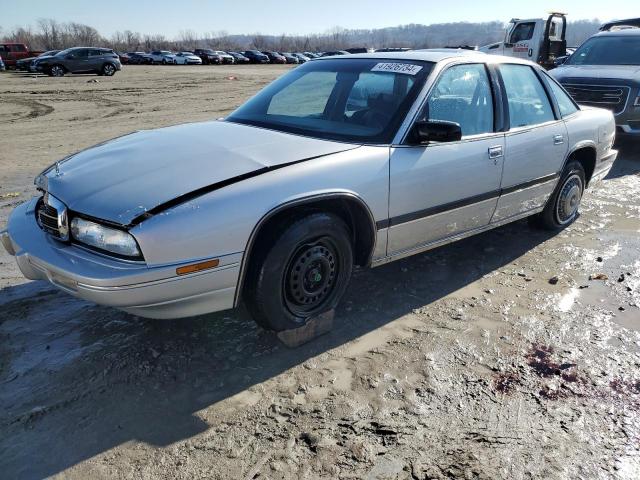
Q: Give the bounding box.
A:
[2,198,241,319]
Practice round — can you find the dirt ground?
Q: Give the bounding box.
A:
[1,65,640,480]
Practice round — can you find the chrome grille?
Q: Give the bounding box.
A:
[36,194,69,241]
[563,84,630,115]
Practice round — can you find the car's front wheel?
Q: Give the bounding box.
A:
[49,65,65,77]
[533,161,586,230]
[245,213,353,331]
[102,63,116,76]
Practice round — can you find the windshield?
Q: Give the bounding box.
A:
[227,58,433,143]
[568,35,640,66]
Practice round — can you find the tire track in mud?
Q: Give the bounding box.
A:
[0,99,54,124]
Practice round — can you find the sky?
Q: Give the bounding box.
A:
[2,0,638,37]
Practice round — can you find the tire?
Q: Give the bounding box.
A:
[102,63,116,76]
[532,161,586,230]
[49,65,65,77]
[162,59,167,65]
[245,213,353,331]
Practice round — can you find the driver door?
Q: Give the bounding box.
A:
[387,63,504,256]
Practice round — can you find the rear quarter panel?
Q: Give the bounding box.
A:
[564,107,616,161]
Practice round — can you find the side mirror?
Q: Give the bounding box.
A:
[554,55,569,66]
[410,120,462,144]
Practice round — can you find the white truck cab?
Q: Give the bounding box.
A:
[480,13,567,69]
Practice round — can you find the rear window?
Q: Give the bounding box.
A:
[499,64,555,128]
[544,73,579,117]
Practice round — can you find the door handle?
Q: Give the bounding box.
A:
[553,135,564,145]
[488,146,503,164]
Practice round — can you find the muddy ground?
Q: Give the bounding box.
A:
[1,66,640,480]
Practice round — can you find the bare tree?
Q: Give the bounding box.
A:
[1,18,602,54]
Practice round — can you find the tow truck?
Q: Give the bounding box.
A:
[479,12,568,69]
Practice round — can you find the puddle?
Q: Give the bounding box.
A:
[558,288,580,312]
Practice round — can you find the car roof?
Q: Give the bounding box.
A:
[594,28,640,36]
[314,49,534,66]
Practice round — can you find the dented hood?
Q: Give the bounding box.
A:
[40,121,358,224]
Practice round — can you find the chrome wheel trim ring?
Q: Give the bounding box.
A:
[555,173,583,225]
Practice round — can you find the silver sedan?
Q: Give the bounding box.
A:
[2,51,617,331]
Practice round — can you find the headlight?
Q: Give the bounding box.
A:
[70,217,141,258]
[634,96,640,107]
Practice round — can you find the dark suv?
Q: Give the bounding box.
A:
[33,47,121,77]
[551,27,640,136]
[193,49,222,65]
[243,50,270,64]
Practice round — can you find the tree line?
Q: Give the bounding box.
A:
[0,18,602,53]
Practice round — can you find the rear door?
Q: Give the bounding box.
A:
[87,49,104,70]
[492,63,568,222]
[388,63,504,255]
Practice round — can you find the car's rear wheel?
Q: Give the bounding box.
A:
[532,161,586,230]
[49,65,65,77]
[245,213,353,331]
[102,63,116,76]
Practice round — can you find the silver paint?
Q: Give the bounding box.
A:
[2,52,619,319]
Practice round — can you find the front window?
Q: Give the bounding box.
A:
[567,35,640,66]
[510,22,536,43]
[227,58,433,143]
[426,63,494,136]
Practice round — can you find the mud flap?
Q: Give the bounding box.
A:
[276,309,335,348]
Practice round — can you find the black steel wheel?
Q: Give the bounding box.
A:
[245,213,353,331]
[283,238,339,317]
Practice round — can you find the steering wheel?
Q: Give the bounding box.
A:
[350,108,391,129]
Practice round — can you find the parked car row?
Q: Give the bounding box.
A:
[0,45,405,75]
[118,49,326,65]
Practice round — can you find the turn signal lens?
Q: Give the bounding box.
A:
[176,259,220,276]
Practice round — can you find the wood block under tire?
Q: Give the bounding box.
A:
[276,309,335,347]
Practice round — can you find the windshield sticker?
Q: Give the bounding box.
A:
[371,63,423,75]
